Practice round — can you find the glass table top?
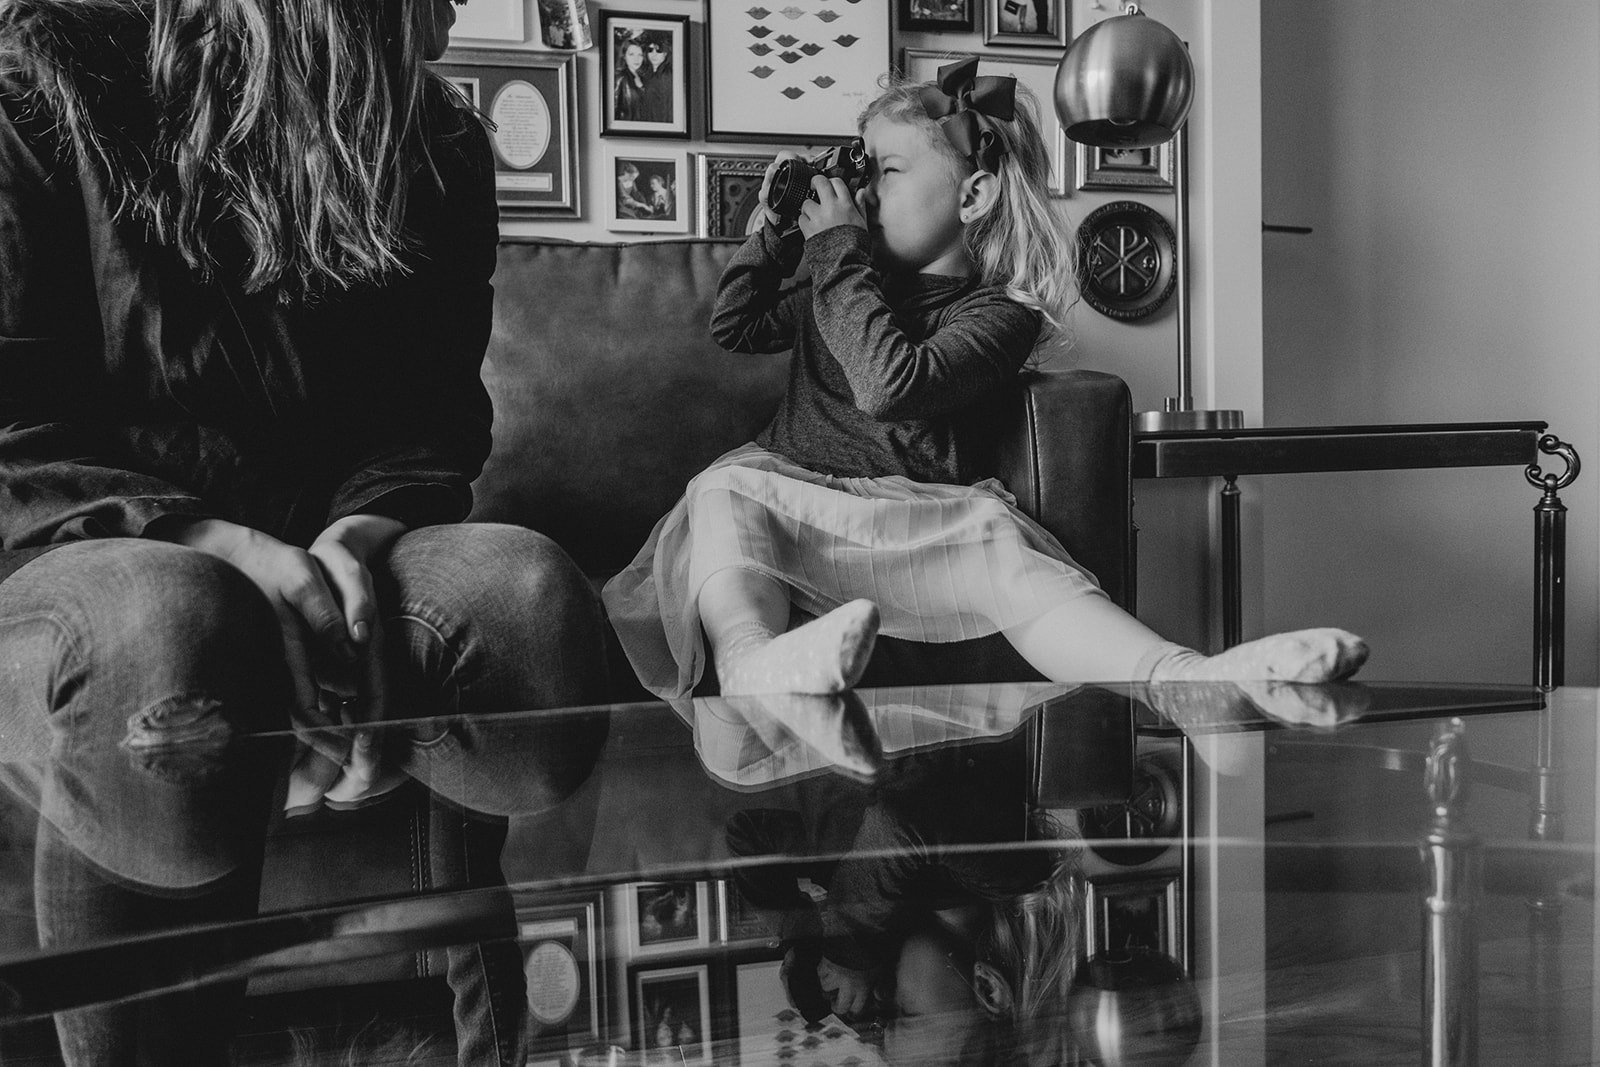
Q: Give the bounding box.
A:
[0,680,1592,1066]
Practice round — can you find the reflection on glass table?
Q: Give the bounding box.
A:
[1,679,1592,1066]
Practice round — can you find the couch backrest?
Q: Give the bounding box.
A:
[472,239,785,575]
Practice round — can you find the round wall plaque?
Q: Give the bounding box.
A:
[1075,200,1177,321]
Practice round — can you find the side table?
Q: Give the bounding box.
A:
[1131,422,1581,687]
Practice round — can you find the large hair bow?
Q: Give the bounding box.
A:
[917,57,1016,174]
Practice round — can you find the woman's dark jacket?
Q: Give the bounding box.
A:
[0,1,499,584]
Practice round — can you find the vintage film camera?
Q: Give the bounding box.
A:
[765,138,869,227]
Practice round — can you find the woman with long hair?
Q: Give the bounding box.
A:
[0,1,608,1063]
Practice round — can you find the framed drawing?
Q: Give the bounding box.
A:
[605,148,691,234]
[983,0,1070,48]
[630,963,713,1066]
[601,10,691,138]
[430,50,580,218]
[899,0,975,33]
[1084,873,1183,960]
[900,48,1069,196]
[514,891,604,1059]
[705,0,891,143]
[1076,141,1174,191]
[449,0,525,43]
[697,154,775,238]
[621,880,711,955]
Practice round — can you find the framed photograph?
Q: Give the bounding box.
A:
[514,891,604,1059]
[630,963,713,1066]
[449,0,525,43]
[605,149,691,235]
[697,154,775,238]
[901,48,1069,196]
[601,10,691,138]
[1076,141,1175,192]
[430,50,580,218]
[533,0,595,50]
[622,880,711,955]
[983,0,1070,48]
[705,0,891,143]
[1084,873,1182,961]
[899,0,975,33]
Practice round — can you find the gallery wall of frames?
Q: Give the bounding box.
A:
[432,0,1145,244]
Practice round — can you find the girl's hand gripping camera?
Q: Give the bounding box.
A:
[765,138,868,228]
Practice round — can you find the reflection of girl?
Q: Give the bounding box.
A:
[642,38,673,123]
[725,734,1084,1061]
[614,38,648,121]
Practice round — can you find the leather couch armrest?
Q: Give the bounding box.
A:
[994,368,1134,610]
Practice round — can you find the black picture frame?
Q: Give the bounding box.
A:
[898,0,975,33]
[600,10,692,139]
[983,0,1070,48]
[430,49,580,218]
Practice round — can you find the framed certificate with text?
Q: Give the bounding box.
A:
[431,49,581,218]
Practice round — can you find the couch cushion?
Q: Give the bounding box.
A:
[472,239,788,576]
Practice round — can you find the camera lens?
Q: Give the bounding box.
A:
[766,158,816,223]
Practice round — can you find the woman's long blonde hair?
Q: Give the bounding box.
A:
[859,73,1078,330]
[2,0,453,297]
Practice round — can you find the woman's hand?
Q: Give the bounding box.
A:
[817,956,877,1019]
[797,176,866,240]
[153,518,357,721]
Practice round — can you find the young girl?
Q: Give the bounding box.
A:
[603,58,1367,701]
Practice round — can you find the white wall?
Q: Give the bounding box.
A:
[1259,1,1600,685]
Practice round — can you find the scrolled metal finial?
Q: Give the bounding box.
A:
[1525,434,1580,493]
[1425,719,1470,812]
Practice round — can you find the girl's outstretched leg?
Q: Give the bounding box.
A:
[699,568,880,696]
[1003,592,1367,684]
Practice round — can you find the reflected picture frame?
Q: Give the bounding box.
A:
[898,0,975,33]
[430,49,580,218]
[901,48,1070,196]
[629,962,713,1066]
[697,154,775,238]
[601,9,692,139]
[605,148,692,235]
[1084,873,1183,961]
[1076,141,1175,191]
[513,890,605,1059]
[620,880,712,956]
[983,0,1070,47]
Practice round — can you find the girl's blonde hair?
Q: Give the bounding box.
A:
[859,73,1077,330]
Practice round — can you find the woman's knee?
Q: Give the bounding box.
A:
[385,523,601,631]
[8,540,273,655]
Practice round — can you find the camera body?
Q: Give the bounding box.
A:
[765,138,868,227]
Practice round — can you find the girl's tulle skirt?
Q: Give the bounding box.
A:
[601,444,1106,699]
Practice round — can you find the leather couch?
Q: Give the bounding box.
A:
[263,237,1133,983]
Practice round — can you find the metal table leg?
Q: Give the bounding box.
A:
[1221,475,1241,648]
[1526,435,1580,689]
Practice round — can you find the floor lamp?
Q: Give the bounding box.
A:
[1054,4,1243,433]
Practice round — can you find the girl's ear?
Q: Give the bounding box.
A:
[958,170,999,225]
[970,961,1015,1018]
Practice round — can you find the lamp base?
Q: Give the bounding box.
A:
[1135,406,1245,433]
